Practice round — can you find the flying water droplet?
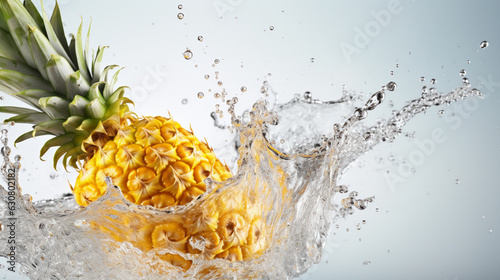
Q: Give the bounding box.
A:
[217,81,223,86]
[181,99,188,105]
[197,92,204,98]
[183,49,193,60]
[386,81,397,91]
[214,59,220,64]
[459,69,466,77]
[269,26,274,31]
[197,36,203,42]
[455,179,460,184]
[204,74,210,80]
[303,91,312,101]
[420,76,425,82]
[430,78,437,84]
[310,58,315,63]
[437,109,445,116]
[178,4,183,9]
[480,41,489,49]
[177,13,184,19]
[240,86,247,92]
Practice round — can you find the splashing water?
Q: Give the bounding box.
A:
[0,80,483,278]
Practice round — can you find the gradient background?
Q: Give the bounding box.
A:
[1,0,499,279]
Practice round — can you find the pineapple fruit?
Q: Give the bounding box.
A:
[0,0,269,272]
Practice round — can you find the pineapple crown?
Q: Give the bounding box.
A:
[0,0,133,170]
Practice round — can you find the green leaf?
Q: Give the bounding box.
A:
[27,24,59,80]
[99,64,118,83]
[62,145,82,170]
[62,115,85,132]
[107,86,128,104]
[49,1,70,57]
[0,28,26,62]
[39,95,70,119]
[84,18,91,74]
[0,56,39,76]
[12,89,53,109]
[0,105,39,115]
[40,133,75,158]
[75,21,90,82]
[65,70,90,99]
[13,129,50,146]
[4,111,50,124]
[91,45,107,83]
[23,0,46,35]
[68,34,77,67]
[52,141,75,169]
[0,69,52,94]
[76,118,98,133]
[68,95,89,116]
[39,1,75,69]
[86,81,105,102]
[86,98,106,119]
[46,54,74,95]
[0,0,40,68]
[34,118,65,135]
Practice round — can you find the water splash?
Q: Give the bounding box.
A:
[0,80,483,279]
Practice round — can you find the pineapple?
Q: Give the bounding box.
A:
[0,0,269,272]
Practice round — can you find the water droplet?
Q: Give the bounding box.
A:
[204,74,210,80]
[183,49,193,60]
[489,229,493,233]
[181,98,188,105]
[466,60,471,64]
[303,91,312,101]
[217,81,223,87]
[396,63,399,68]
[363,261,371,265]
[214,93,221,99]
[232,97,238,104]
[269,26,274,31]
[390,71,394,75]
[455,179,460,184]
[240,86,247,92]
[480,40,489,49]
[214,59,220,64]
[280,139,285,144]
[362,220,367,224]
[437,109,445,116]
[177,13,184,19]
[356,224,361,230]
[0,96,3,100]
[459,69,466,77]
[310,58,315,63]
[430,78,437,84]
[462,77,470,85]
[197,36,203,42]
[14,154,21,161]
[197,92,204,98]
[386,81,397,91]
[375,208,379,212]
[482,216,486,219]
[420,76,425,82]
[10,121,15,126]
[178,4,183,9]
[354,108,368,120]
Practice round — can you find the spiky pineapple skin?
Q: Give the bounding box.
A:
[73,115,232,207]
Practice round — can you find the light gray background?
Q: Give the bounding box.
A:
[1,0,499,279]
